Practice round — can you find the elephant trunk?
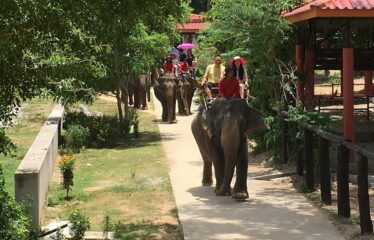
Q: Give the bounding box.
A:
[181,85,190,115]
[166,87,176,123]
[217,121,240,196]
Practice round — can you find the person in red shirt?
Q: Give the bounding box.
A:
[218,66,240,98]
[163,54,175,73]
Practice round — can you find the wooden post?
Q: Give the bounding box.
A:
[343,20,354,162]
[319,137,332,205]
[337,144,351,217]
[281,115,288,164]
[297,135,304,176]
[357,155,373,234]
[364,71,372,95]
[304,128,314,191]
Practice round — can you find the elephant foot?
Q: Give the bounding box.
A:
[215,187,231,196]
[142,106,148,110]
[232,191,249,200]
[169,119,177,124]
[202,178,213,186]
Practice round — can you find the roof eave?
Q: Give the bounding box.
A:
[284,8,374,23]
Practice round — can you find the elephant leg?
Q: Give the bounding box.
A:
[141,90,147,110]
[128,87,134,106]
[147,87,151,102]
[161,100,167,122]
[133,90,140,108]
[182,92,190,116]
[233,137,249,200]
[213,154,226,194]
[177,98,185,115]
[216,124,239,197]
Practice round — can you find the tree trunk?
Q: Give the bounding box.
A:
[123,80,129,121]
[115,89,123,122]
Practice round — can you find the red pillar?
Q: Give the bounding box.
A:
[364,71,372,95]
[304,50,314,109]
[296,44,304,101]
[343,48,354,146]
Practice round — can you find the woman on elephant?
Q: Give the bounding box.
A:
[218,66,240,98]
[231,56,248,99]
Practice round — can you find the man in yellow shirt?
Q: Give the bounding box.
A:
[201,55,225,98]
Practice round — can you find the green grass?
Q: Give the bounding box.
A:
[0,97,55,194]
[44,97,179,238]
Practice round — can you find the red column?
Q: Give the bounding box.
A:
[296,44,304,101]
[304,50,314,109]
[364,71,372,95]
[343,48,354,151]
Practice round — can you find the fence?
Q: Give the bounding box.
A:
[15,104,64,226]
[276,107,373,234]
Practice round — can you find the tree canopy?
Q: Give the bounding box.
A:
[0,0,190,155]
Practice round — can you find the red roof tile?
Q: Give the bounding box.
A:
[176,22,208,32]
[283,0,374,18]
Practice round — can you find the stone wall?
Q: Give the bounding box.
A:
[15,104,64,226]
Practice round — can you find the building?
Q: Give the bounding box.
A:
[176,14,208,46]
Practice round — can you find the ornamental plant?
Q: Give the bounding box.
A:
[69,210,90,240]
[59,155,75,199]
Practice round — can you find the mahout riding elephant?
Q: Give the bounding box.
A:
[128,74,151,110]
[154,72,179,123]
[191,98,268,200]
[177,73,199,116]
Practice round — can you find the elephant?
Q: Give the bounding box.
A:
[177,73,199,116]
[128,74,151,110]
[154,72,179,123]
[191,98,268,200]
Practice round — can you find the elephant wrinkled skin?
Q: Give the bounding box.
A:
[154,73,178,123]
[191,98,268,200]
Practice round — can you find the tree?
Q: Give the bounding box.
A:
[0,0,190,154]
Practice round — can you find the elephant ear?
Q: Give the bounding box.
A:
[245,106,267,134]
[191,79,199,90]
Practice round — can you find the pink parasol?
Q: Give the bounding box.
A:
[176,43,195,50]
[229,56,247,66]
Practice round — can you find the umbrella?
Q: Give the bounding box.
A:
[229,56,247,66]
[177,43,195,50]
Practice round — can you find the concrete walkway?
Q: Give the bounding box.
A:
[151,92,344,240]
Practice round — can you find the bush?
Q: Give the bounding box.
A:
[0,165,31,240]
[59,155,75,198]
[64,109,140,147]
[65,125,90,153]
[69,210,90,240]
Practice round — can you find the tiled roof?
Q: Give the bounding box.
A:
[177,14,208,33]
[283,0,374,18]
[176,22,208,32]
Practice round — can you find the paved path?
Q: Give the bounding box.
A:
[151,92,344,240]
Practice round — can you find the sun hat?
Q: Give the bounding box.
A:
[233,56,241,61]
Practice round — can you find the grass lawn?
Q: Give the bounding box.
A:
[43,97,180,239]
[0,98,55,195]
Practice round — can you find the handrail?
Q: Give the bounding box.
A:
[275,107,374,159]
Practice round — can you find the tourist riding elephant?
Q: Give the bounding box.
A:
[128,74,151,110]
[177,73,199,116]
[154,73,179,123]
[191,98,268,200]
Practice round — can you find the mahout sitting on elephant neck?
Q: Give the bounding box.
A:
[191,99,268,200]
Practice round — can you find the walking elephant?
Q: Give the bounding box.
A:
[177,73,199,116]
[128,74,151,110]
[191,98,268,200]
[154,73,179,123]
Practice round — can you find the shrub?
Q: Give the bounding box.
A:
[102,214,112,240]
[0,165,31,240]
[65,125,90,153]
[64,109,140,147]
[69,210,90,240]
[59,155,75,198]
